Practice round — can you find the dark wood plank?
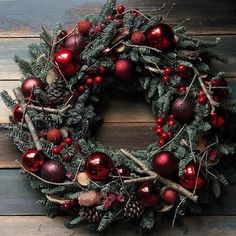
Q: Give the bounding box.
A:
[0,215,236,236]
[0,0,235,37]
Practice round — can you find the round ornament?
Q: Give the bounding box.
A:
[162,188,178,205]
[64,33,85,53]
[12,104,23,123]
[47,128,62,144]
[21,77,45,98]
[114,59,133,80]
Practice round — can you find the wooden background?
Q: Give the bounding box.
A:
[0,0,236,235]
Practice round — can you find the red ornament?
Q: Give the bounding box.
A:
[137,182,161,207]
[40,160,66,183]
[153,151,178,177]
[155,125,163,135]
[94,75,103,84]
[197,95,207,105]
[84,152,113,181]
[52,146,62,155]
[115,59,134,80]
[162,75,171,84]
[162,188,178,204]
[156,117,165,125]
[21,77,45,98]
[112,165,131,177]
[145,23,174,51]
[77,20,92,35]
[22,148,46,173]
[98,66,106,75]
[86,78,94,86]
[12,104,23,123]
[62,203,70,211]
[117,5,125,13]
[77,85,86,93]
[64,33,85,53]
[167,119,175,127]
[63,137,73,146]
[177,64,188,79]
[54,48,80,77]
[107,15,113,21]
[131,32,146,45]
[66,171,75,181]
[172,97,194,122]
[210,109,226,128]
[163,67,173,76]
[180,163,205,190]
[47,128,62,144]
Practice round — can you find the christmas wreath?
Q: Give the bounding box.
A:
[1,0,236,232]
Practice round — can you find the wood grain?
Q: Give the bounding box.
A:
[0,0,235,37]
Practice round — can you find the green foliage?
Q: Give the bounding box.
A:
[0,90,16,109]
[96,0,117,24]
[97,211,114,231]
[140,211,155,230]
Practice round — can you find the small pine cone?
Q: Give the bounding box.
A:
[46,77,68,105]
[79,207,103,223]
[124,200,145,218]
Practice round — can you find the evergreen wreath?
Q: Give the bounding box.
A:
[1,0,236,233]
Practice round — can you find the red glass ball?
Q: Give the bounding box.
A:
[179,163,205,190]
[22,148,47,173]
[145,23,174,51]
[64,33,85,53]
[54,48,80,77]
[21,77,45,98]
[172,97,194,122]
[197,95,207,105]
[77,85,86,93]
[84,152,113,181]
[162,188,178,204]
[177,64,187,74]
[47,128,62,144]
[40,160,66,183]
[112,165,131,177]
[137,182,161,207]
[153,151,178,177]
[167,119,175,127]
[115,59,134,80]
[63,155,72,162]
[12,104,23,123]
[107,15,113,21]
[117,5,125,13]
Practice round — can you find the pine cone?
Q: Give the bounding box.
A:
[46,77,68,105]
[124,200,145,218]
[79,207,103,223]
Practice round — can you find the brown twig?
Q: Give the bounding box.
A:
[123,42,162,53]
[120,149,198,202]
[162,3,176,22]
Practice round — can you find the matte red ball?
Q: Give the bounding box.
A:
[172,97,194,122]
[22,148,47,173]
[153,151,178,177]
[112,165,131,177]
[131,32,146,45]
[137,182,161,207]
[64,33,85,53]
[162,188,178,204]
[77,20,92,35]
[21,77,45,98]
[54,48,80,77]
[47,128,62,144]
[179,163,205,190]
[40,160,66,183]
[12,104,23,123]
[115,59,134,80]
[145,23,174,51]
[84,152,113,181]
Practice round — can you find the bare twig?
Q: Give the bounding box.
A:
[162,3,176,22]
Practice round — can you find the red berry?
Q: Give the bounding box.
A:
[197,90,205,97]
[107,15,113,21]
[163,67,173,76]
[160,131,169,140]
[197,95,207,104]
[95,25,102,33]
[94,76,103,84]
[86,78,94,86]
[167,119,175,127]
[167,114,174,121]
[117,5,125,13]
[62,203,70,211]
[64,137,73,145]
[156,117,165,125]
[162,75,171,84]
[98,66,106,75]
[69,199,77,206]
[116,19,123,25]
[167,131,174,139]
[178,85,186,93]
[177,64,187,74]
[52,146,62,155]
[77,20,92,35]
[63,155,72,162]
[163,189,178,204]
[155,126,163,135]
[213,95,219,102]
[132,9,140,17]
[78,85,86,93]
[158,138,166,147]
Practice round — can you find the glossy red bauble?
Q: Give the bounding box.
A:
[77,20,92,35]
[22,148,47,173]
[172,97,194,122]
[210,108,227,129]
[131,32,146,45]
[178,85,186,93]
[64,33,85,53]
[156,117,165,125]
[52,146,62,155]
[98,66,106,75]
[112,165,131,177]
[117,5,125,13]
[54,48,80,77]
[162,188,178,205]
[63,137,73,146]
[153,151,178,177]
[155,126,163,135]
[40,160,66,183]
[84,152,113,181]
[158,138,166,147]
[145,23,174,51]
[114,59,134,80]
[86,78,94,86]
[162,75,171,84]
[160,131,169,140]
[47,128,62,144]
[21,77,45,98]
[94,76,103,84]
[163,67,173,76]
[12,104,23,123]
[77,85,86,93]
[180,163,205,190]
[167,119,175,127]
[137,182,161,207]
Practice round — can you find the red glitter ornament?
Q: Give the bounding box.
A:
[162,188,178,204]
[131,32,146,45]
[180,163,205,190]
[22,148,47,173]
[145,23,174,51]
[137,182,161,207]
[12,104,23,123]
[210,108,226,128]
[115,59,134,80]
[77,20,92,35]
[153,151,178,177]
[84,152,113,181]
[47,128,62,144]
[21,77,45,98]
